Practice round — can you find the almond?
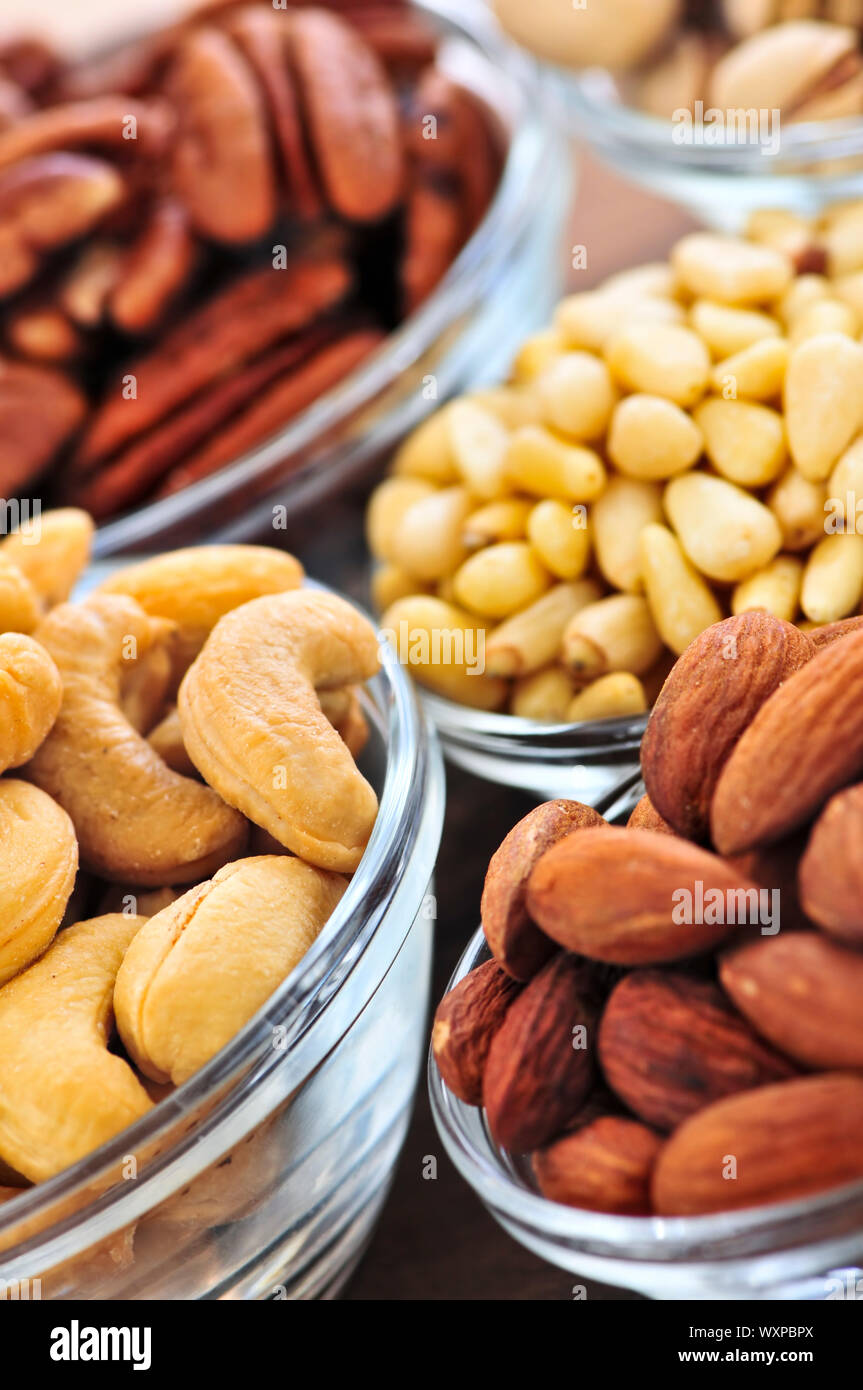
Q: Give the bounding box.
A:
[481,798,605,981]
[533,1116,662,1215]
[483,953,598,1152]
[432,958,522,1106]
[652,1073,863,1216]
[640,613,813,841]
[799,783,863,944]
[720,931,863,1069]
[526,826,761,965]
[598,970,796,1132]
[727,828,813,934]
[809,614,863,649]
[711,627,863,854]
[626,792,676,835]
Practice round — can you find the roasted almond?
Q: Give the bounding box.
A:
[483,953,597,1152]
[727,828,813,934]
[598,970,795,1132]
[627,792,676,835]
[526,826,761,965]
[799,783,863,944]
[481,798,605,981]
[432,958,522,1106]
[641,613,813,841]
[711,627,863,855]
[652,1073,863,1216]
[720,930,863,1069]
[808,614,863,649]
[533,1116,662,1215]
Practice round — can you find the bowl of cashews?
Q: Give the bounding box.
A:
[368,203,863,807]
[0,508,444,1300]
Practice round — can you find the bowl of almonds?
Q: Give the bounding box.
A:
[370,206,863,801]
[430,609,863,1299]
[0,0,570,554]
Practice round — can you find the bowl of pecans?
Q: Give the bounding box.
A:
[0,0,572,554]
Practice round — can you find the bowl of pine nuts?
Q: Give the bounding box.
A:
[368,203,863,803]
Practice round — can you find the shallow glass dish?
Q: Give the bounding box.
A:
[0,578,445,1301]
[91,0,573,558]
[430,927,863,1301]
[420,690,646,811]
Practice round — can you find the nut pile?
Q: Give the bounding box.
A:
[370,209,863,719]
[493,1,863,124]
[433,609,863,1217]
[0,0,501,517]
[0,509,381,1191]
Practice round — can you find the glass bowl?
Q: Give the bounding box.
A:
[89,0,573,558]
[0,576,445,1301]
[430,927,863,1301]
[420,690,646,810]
[551,68,863,230]
[475,0,863,232]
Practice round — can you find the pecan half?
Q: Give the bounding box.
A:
[0,358,86,493]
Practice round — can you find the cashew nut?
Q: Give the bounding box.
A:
[0,913,153,1183]
[97,885,183,919]
[120,636,174,735]
[0,778,78,987]
[0,507,93,608]
[0,553,40,632]
[319,685,370,760]
[147,706,196,776]
[115,856,348,1085]
[178,590,380,872]
[27,594,248,884]
[97,544,305,681]
[0,631,62,771]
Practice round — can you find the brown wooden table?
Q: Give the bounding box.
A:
[294,154,693,1301]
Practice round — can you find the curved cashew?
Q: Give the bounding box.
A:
[0,631,62,771]
[147,707,196,776]
[178,590,380,871]
[98,884,183,919]
[120,637,174,735]
[97,545,304,681]
[115,856,347,1084]
[0,553,40,632]
[0,507,93,608]
[149,687,370,779]
[0,913,153,1183]
[0,778,77,986]
[319,685,370,760]
[27,594,248,884]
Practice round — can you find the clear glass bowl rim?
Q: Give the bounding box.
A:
[92,0,560,557]
[429,924,863,1265]
[0,578,442,1265]
[420,687,647,750]
[518,41,863,169]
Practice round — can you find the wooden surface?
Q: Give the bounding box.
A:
[318,152,692,1301]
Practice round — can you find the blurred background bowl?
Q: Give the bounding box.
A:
[89,0,574,556]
